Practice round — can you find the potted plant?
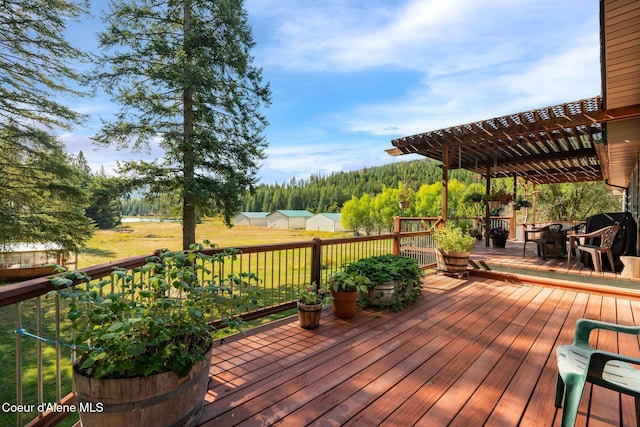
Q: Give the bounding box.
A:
[483,190,512,209]
[513,196,532,210]
[51,243,258,427]
[326,270,370,319]
[469,227,483,240]
[463,191,484,204]
[397,185,414,209]
[489,226,510,248]
[341,255,423,310]
[296,283,330,329]
[432,223,476,276]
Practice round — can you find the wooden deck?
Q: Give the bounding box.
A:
[197,268,640,426]
[470,238,640,284]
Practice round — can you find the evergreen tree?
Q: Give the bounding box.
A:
[0,132,93,252]
[93,0,270,249]
[72,154,124,230]
[85,174,124,229]
[0,0,93,251]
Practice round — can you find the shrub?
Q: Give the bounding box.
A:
[433,223,476,252]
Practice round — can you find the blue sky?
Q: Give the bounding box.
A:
[62,0,602,185]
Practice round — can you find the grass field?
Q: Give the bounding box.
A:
[78,217,352,268]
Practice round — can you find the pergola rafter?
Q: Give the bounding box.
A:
[388,96,605,185]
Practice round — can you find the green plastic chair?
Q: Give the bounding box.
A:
[555,318,640,427]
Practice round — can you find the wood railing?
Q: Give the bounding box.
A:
[0,219,436,427]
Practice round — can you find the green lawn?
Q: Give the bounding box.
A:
[78,218,351,268]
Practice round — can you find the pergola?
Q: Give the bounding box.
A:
[387,96,605,245]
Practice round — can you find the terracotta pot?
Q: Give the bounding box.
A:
[330,290,358,319]
[297,301,322,329]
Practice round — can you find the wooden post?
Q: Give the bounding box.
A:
[511,174,517,239]
[485,165,491,247]
[311,238,322,289]
[393,216,401,255]
[442,145,448,222]
[532,183,537,224]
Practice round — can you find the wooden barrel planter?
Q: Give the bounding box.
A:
[369,281,396,306]
[297,301,322,329]
[73,345,212,427]
[436,249,471,274]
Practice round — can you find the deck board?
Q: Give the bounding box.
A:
[198,271,640,427]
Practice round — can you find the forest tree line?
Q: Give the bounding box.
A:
[238,160,474,213]
[123,158,621,231]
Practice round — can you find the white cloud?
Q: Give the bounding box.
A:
[250,0,596,74]
[336,6,601,137]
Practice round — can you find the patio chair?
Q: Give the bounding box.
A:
[576,225,621,272]
[523,224,563,260]
[555,318,640,427]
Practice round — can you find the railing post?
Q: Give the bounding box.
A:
[311,238,322,288]
[393,217,401,255]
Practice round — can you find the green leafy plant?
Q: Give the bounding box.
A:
[463,191,484,204]
[433,223,476,252]
[51,242,260,379]
[296,283,331,305]
[469,227,483,239]
[514,196,532,208]
[397,187,414,203]
[326,270,371,294]
[340,255,424,311]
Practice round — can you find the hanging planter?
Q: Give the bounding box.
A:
[513,196,532,210]
[483,189,512,209]
[397,185,414,210]
[487,200,501,210]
